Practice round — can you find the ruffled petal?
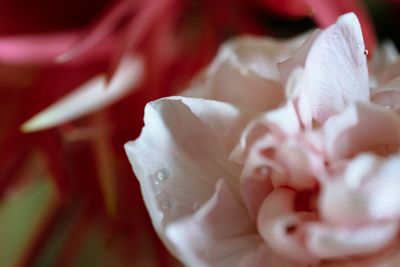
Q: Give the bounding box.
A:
[230,101,301,166]
[305,222,398,259]
[320,153,400,224]
[257,188,317,263]
[165,179,257,267]
[125,97,247,234]
[239,134,276,219]
[322,103,400,160]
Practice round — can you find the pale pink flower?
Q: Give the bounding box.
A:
[125,13,400,267]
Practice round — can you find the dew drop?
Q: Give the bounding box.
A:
[364,49,369,56]
[150,175,162,194]
[156,168,169,181]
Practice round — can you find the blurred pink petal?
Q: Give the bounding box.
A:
[21,55,144,132]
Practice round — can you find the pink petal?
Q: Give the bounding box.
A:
[274,139,319,189]
[166,179,258,267]
[21,55,143,132]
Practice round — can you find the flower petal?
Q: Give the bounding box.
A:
[320,153,400,224]
[322,103,400,160]
[185,34,313,112]
[165,179,257,267]
[257,188,316,263]
[21,55,143,132]
[279,13,369,123]
[231,101,301,164]
[125,97,246,234]
[370,41,399,87]
[238,244,299,267]
[305,222,398,259]
[371,77,400,112]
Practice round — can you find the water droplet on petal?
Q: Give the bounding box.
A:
[364,49,369,56]
[156,168,169,181]
[149,175,162,194]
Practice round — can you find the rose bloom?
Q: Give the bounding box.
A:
[125,13,400,267]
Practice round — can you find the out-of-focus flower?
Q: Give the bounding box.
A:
[126,13,400,266]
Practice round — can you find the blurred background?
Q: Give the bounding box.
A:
[0,1,399,266]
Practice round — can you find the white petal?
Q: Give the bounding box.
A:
[125,97,245,234]
[21,55,143,132]
[184,34,314,112]
[166,179,257,267]
[280,13,369,123]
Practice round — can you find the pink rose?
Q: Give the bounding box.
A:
[125,13,400,267]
